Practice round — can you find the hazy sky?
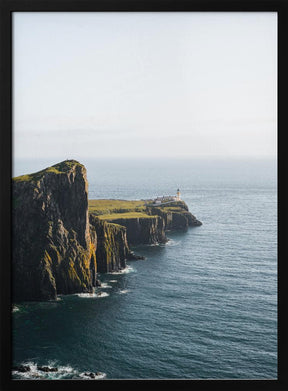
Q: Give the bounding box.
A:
[13,12,277,160]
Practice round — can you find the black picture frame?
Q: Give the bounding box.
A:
[1,1,287,390]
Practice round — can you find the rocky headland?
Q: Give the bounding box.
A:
[12,160,202,302]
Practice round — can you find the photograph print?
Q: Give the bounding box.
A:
[11,11,277,381]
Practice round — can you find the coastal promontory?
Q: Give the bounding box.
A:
[12,160,202,302]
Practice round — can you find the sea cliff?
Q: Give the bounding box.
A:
[12,160,97,301]
[147,202,202,231]
[12,160,202,302]
[89,199,202,244]
[107,216,167,245]
[89,215,134,273]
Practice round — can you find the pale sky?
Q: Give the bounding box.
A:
[13,12,277,160]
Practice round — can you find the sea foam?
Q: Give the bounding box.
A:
[108,265,134,275]
[100,283,112,289]
[12,361,106,380]
[118,289,130,295]
[76,292,109,299]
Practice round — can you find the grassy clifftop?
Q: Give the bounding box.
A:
[13,160,84,183]
[88,199,190,220]
[88,199,156,220]
[88,199,146,214]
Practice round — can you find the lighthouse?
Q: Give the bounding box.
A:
[176,188,181,201]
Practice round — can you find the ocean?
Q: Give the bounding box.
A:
[12,158,277,380]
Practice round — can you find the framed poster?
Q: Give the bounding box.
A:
[0,0,286,390]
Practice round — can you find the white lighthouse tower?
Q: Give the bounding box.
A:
[176,188,181,201]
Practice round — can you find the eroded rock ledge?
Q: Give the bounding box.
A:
[12,160,201,301]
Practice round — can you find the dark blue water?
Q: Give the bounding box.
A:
[12,158,277,379]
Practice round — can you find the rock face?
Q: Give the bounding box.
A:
[89,215,132,273]
[147,201,202,231]
[107,201,202,245]
[12,160,97,301]
[108,216,168,245]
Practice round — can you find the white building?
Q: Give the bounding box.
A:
[153,189,181,205]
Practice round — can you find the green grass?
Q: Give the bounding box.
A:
[13,160,83,183]
[153,201,187,212]
[88,199,159,220]
[13,167,61,183]
[88,199,146,215]
[88,199,187,221]
[158,206,185,212]
[97,212,156,221]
